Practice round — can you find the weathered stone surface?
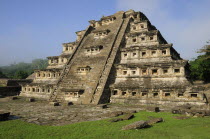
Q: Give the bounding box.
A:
[0,87,21,97]
[123,110,137,114]
[0,110,10,121]
[172,105,210,117]
[27,118,39,123]
[0,97,144,126]
[172,109,181,114]
[122,113,134,120]
[196,110,206,115]
[147,117,163,125]
[66,102,74,106]
[109,118,123,122]
[147,107,160,112]
[18,10,207,107]
[109,111,124,117]
[185,112,194,117]
[11,96,18,100]
[204,110,210,116]
[28,98,35,102]
[49,102,59,106]
[101,111,117,117]
[97,104,108,109]
[122,121,148,130]
[193,113,205,118]
[181,104,192,110]
[171,106,190,114]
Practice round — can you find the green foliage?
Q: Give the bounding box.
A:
[190,42,210,82]
[14,70,29,79]
[0,59,48,79]
[197,42,210,59]
[0,112,210,139]
[30,59,48,70]
[0,70,7,78]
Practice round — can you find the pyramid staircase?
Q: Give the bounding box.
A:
[90,18,130,104]
[49,25,92,102]
[49,14,131,104]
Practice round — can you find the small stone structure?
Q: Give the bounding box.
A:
[19,10,208,106]
[0,78,31,97]
[0,110,10,121]
[122,120,149,130]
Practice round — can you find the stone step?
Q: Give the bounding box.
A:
[90,18,130,104]
[49,26,92,102]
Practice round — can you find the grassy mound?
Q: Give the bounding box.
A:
[0,111,210,139]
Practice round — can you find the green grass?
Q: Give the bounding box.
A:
[1,111,210,139]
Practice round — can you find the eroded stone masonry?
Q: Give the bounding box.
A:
[20,10,207,106]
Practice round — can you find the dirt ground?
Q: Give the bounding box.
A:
[0,97,146,126]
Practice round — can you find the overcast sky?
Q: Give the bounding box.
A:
[1,0,210,66]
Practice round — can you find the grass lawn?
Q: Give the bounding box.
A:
[0,111,210,139]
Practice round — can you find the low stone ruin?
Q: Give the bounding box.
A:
[122,121,149,130]
[0,110,10,121]
[109,113,134,122]
[28,98,35,102]
[146,106,160,112]
[122,116,164,130]
[122,113,134,120]
[171,105,210,117]
[147,117,163,125]
[49,101,59,106]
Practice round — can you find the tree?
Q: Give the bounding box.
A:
[0,69,7,78]
[31,59,48,70]
[190,41,210,82]
[0,58,48,79]
[197,41,210,59]
[14,70,29,79]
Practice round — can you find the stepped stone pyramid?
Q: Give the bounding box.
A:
[20,10,206,106]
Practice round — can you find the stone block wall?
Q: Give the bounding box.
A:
[0,86,21,96]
